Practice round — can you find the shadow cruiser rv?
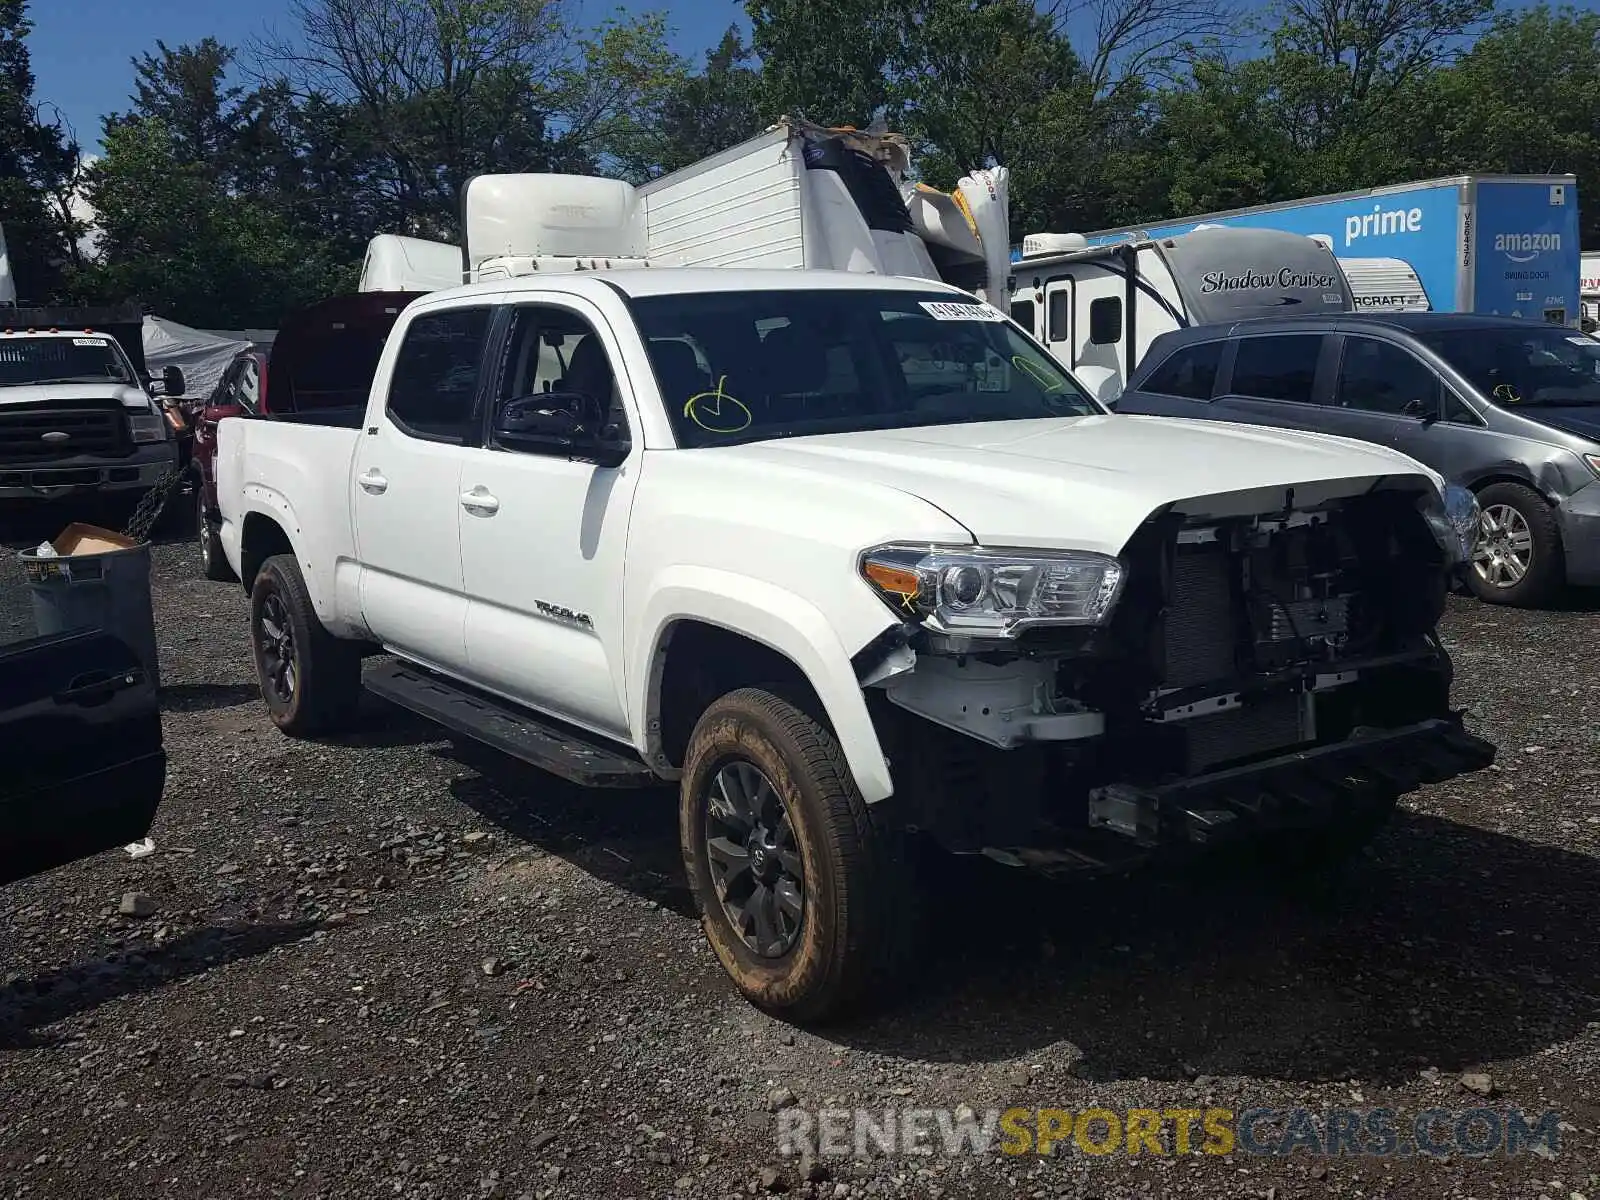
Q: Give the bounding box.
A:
[1007,225,1354,400]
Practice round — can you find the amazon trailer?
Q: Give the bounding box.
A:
[1023,174,1582,325]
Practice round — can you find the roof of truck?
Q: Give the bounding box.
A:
[421,268,976,304]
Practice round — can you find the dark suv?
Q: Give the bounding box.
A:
[1114,314,1600,607]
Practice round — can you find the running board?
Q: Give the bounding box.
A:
[363,661,659,788]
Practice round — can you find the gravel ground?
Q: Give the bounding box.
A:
[2,498,1598,1200]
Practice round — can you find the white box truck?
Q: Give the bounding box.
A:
[358,120,1013,305]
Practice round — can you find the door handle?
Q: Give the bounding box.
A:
[460,487,500,515]
[358,469,388,495]
[55,669,144,707]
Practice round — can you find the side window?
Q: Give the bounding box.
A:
[496,305,628,447]
[1142,341,1223,401]
[1088,297,1123,345]
[1228,335,1323,405]
[386,307,492,443]
[1335,338,1441,415]
[237,358,261,411]
[1010,300,1037,336]
[1046,291,1069,343]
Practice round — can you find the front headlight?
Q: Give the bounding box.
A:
[127,413,168,443]
[859,543,1125,636]
[1421,482,1479,564]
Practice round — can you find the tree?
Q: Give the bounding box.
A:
[746,0,905,128]
[1415,5,1600,245]
[258,0,685,236]
[0,0,78,300]
[79,116,351,326]
[619,26,764,180]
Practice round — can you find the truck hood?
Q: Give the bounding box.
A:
[0,383,151,410]
[719,415,1437,555]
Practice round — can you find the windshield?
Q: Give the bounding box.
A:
[627,289,1100,448]
[0,335,134,387]
[1421,326,1600,407]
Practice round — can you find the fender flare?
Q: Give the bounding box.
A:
[631,566,895,804]
[235,485,337,624]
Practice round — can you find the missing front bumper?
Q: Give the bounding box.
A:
[1085,715,1495,849]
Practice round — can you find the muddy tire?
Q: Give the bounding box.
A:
[1467,481,1563,607]
[249,554,360,736]
[680,687,912,1023]
[197,484,234,582]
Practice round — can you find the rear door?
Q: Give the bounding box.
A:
[0,630,165,886]
[1209,332,1335,433]
[352,302,496,674]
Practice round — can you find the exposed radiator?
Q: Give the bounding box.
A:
[1163,546,1237,688]
[1183,694,1308,773]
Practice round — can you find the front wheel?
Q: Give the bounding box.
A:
[680,688,913,1023]
[1467,482,1563,607]
[249,554,360,736]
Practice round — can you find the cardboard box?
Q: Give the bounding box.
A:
[51,523,140,556]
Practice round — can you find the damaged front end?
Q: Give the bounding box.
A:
[855,480,1497,871]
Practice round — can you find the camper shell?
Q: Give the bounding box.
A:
[1008,225,1353,398]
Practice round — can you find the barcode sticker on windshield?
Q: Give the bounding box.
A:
[919,301,1007,323]
[73,337,107,347]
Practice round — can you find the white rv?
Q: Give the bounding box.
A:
[1006,226,1356,400]
[359,120,1012,303]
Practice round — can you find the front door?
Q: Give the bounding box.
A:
[457,299,641,738]
[352,303,495,673]
[1322,334,1456,462]
[0,629,165,886]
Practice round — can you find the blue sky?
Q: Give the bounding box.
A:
[27,0,749,151]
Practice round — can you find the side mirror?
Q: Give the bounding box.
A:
[161,365,186,398]
[494,391,628,466]
[1402,397,1438,420]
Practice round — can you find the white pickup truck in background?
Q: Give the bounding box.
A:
[216,268,1495,1021]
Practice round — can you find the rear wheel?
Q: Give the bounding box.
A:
[196,484,234,582]
[1467,482,1563,607]
[680,688,913,1023]
[250,554,360,736]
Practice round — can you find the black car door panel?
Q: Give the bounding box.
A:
[0,629,165,886]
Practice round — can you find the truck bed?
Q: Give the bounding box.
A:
[215,415,362,630]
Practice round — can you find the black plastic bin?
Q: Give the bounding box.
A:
[19,535,161,691]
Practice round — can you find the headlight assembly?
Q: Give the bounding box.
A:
[859,543,1125,636]
[127,413,168,443]
[1421,482,1480,565]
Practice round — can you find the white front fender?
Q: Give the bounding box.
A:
[630,566,896,803]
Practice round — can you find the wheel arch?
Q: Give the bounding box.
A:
[632,571,895,804]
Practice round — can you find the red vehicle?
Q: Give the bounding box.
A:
[193,292,424,579]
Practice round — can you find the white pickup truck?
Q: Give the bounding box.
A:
[216,268,1495,1021]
